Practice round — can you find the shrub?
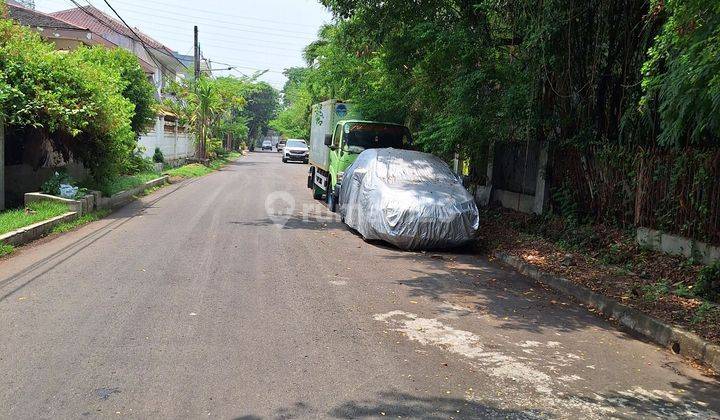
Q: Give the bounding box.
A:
[206,138,226,159]
[41,171,72,196]
[0,18,155,185]
[153,147,165,163]
[73,46,156,135]
[695,261,720,303]
[125,149,154,175]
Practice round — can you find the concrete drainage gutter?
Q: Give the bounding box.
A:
[96,176,169,210]
[8,176,170,249]
[495,251,720,373]
[25,176,170,216]
[0,212,78,247]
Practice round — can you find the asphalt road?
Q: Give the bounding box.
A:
[0,151,718,419]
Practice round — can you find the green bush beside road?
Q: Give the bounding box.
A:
[164,152,241,179]
[94,172,162,197]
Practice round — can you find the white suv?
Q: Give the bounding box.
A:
[282,139,309,164]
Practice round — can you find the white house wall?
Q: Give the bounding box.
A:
[138,117,195,162]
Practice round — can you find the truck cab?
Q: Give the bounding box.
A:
[309,118,412,211]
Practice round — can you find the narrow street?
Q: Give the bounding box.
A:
[0,152,718,419]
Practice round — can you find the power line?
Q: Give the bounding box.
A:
[56,0,305,71]
[44,0,320,39]
[65,0,182,75]
[110,0,325,29]
[44,0,315,47]
[109,7,316,40]
[101,0,186,69]
[95,20,310,53]
[208,60,285,75]
[50,0,295,89]
[100,24,307,56]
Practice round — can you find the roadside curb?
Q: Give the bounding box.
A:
[7,176,170,252]
[25,176,170,216]
[494,251,720,372]
[0,212,79,247]
[98,175,169,210]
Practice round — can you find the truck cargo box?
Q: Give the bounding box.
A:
[309,100,359,171]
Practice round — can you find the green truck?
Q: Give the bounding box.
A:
[307,100,413,212]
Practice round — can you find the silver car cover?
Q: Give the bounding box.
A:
[339,148,479,250]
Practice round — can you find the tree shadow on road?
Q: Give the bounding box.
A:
[0,178,197,302]
[232,380,719,419]
[566,375,720,418]
[233,391,545,420]
[229,215,348,233]
[328,391,543,419]
[378,250,609,336]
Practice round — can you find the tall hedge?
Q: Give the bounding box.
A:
[0,13,154,183]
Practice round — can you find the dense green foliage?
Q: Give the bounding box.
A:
[0,13,157,183]
[268,0,720,245]
[696,261,720,303]
[165,74,278,156]
[73,46,157,136]
[41,171,73,196]
[273,0,718,155]
[270,68,312,139]
[241,80,279,142]
[642,0,720,146]
[153,147,165,163]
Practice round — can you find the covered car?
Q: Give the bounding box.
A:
[339,148,479,250]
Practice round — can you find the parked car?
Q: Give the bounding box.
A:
[261,140,273,151]
[282,139,309,164]
[338,148,479,250]
[277,139,286,153]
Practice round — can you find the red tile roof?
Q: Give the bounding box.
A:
[49,5,174,55]
[7,1,87,31]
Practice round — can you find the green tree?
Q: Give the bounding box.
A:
[0,14,136,183]
[642,0,720,146]
[270,67,313,139]
[164,74,275,156]
[74,46,157,136]
[232,80,276,143]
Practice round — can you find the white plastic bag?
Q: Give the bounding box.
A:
[59,184,78,199]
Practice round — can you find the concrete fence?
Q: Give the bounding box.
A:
[138,117,194,163]
[637,228,720,265]
[24,176,169,216]
[474,141,549,215]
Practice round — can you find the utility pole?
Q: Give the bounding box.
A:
[194,26,201,80]
[193,25,205,159]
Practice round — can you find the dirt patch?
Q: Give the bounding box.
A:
[477,207,720,345]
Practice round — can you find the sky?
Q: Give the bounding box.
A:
[33,0,334,90]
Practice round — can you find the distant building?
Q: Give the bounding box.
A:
[173,52,213,78]
[49,5,195,162]
[6,0,116,52]
[49,5,185,97]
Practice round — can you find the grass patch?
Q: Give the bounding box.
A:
[0,242,15,257]
[641,280,670,302]
[51,209,111,234]
[164,163,213,178]
[692,302,718,324]
[0,200,70,235]
[209,152,241,169]
[99,172,162,196]
[164,152,241,179]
